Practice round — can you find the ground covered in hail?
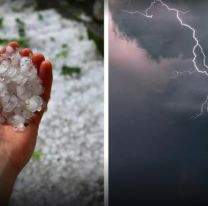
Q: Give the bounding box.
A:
[0,4,103,206]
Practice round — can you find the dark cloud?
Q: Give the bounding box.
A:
[109,12,208,114]
[110,0,208,60]
[109,0,208,205]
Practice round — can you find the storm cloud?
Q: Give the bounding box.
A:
[110,0,208,60]
[109,1,208,205]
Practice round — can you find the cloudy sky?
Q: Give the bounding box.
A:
[109,0,208,205]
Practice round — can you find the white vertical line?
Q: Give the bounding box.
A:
[104,0,109,205]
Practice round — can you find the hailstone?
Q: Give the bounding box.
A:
[0,45,44,131]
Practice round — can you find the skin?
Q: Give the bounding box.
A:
[0,42,53,205]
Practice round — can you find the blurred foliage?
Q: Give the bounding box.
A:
[0,17,4,28]
[37,13,44,21]
[56,44,69,58]
[61,65,81,76]
[35,0,104,55]
[0,38,29,47]
[1,0,103,55]
[32,149,43,161]
[15,17,26,37]
[50,36,56,42]
[62,43,68,48]
[56,50,69,58]
[0,15,29,47]
[88,29,103,55]
[36,0,99,19]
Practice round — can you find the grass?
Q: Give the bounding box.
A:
[50,37,56,42]
[38,13,44,21]
[79,35,84,41]
[62,43,68,48]
[32,149,43,161]
[15,18,26,37]
[0,17,4,28]
[56,50,69,58]
[0,38,30,48]
[61,65,81,76]
[88,29,103,55]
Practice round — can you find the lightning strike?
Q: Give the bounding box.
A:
[122,0,208,118]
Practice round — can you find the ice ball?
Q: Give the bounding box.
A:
[0,46,44,131]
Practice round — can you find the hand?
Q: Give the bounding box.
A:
[0,42,53,205]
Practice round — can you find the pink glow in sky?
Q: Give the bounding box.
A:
[109,12,195,95]
[109,13,154,70]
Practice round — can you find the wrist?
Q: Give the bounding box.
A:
[0,150,18,205]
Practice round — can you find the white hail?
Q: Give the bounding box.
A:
[0,46,44,130]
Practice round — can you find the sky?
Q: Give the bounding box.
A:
[109,0,208,205]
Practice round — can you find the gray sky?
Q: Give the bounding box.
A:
[109,0,208,205]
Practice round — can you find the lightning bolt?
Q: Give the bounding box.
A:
[122,0,208,118]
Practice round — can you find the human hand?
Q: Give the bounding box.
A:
[0,42,53,205]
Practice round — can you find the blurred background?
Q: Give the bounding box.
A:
[0,0,104,205]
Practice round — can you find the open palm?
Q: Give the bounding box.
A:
[0,42,53,175]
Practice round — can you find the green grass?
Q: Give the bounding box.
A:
[62,43,68,48]
[50,37,56,42]
[88,29,103,55]
[56,50,69,58]
[15,18,26,37]
[0,17,4,28]
[32,149,43,161]
[61,65,81,76]
[0,18,29,47]
[0,38,30,48]
[79,35,84,41]
[38,13,44,21]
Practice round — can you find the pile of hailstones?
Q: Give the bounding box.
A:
[0,45,44,131]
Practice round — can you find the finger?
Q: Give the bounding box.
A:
[5,42,20,54]
[32,53,45,72]
[19,48,33,57]
[39,60,53,104]
[30,110,44,128]
[7,41,20,49]
[0,47,6,54]
[30,60,52,126]
[0,42,19,55]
